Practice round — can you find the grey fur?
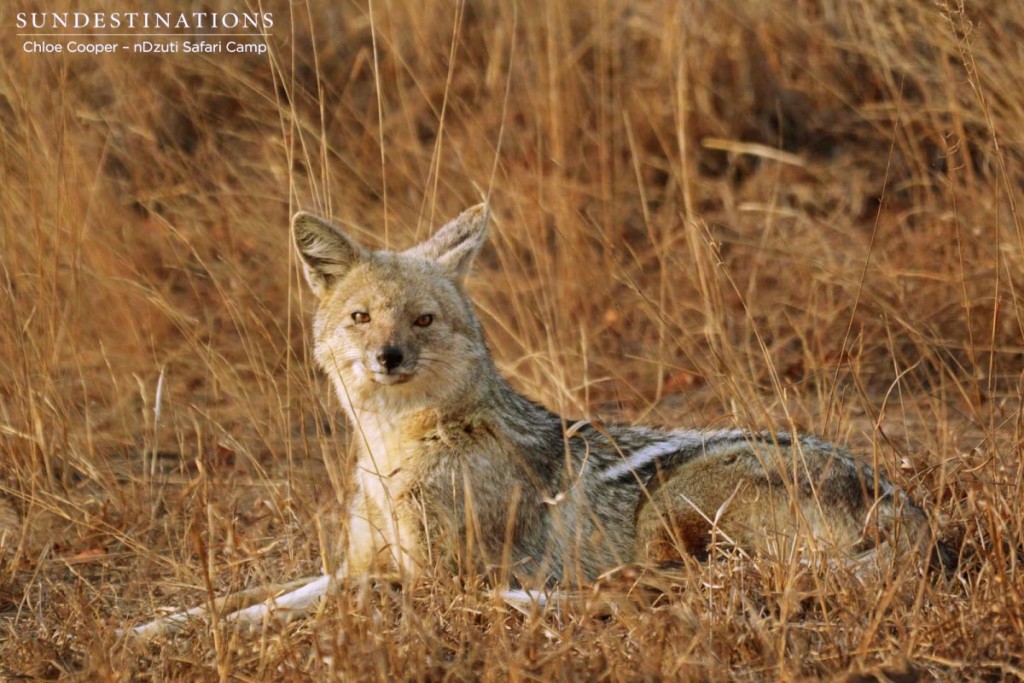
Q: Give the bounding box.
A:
[128,203,940,639]
[289,204,934,585]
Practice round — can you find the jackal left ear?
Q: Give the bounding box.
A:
[408,204,489,282]
[292,212,367,298]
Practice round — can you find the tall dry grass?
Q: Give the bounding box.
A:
[0,0,1022,679]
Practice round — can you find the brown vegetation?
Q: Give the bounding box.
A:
[1,0,1022,679]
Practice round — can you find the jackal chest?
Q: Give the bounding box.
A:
[349,412,459,508]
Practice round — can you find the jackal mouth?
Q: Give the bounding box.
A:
[370,371,415,386]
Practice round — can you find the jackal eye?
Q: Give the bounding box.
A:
[351,311,371,324]
[414,314,434,328]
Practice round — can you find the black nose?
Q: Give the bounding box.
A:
[376,346,404,371]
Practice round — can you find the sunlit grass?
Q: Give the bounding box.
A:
[0,0,1021,678]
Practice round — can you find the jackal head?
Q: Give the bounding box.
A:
[293,205,490,412]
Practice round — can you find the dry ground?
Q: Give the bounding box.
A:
[1,0,1023,679]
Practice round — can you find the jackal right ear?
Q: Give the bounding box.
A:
[406,203,490,283]
[292,212,366,298]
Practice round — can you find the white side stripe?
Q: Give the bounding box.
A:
[498,588,550,606]
[598,429,748,482]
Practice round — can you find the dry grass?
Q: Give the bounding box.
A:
[1,0,1023,679]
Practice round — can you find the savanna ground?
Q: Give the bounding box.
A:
[1,0,1023,679]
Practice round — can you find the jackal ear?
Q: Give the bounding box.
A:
[292,212,366,298]
[407,203,489,282]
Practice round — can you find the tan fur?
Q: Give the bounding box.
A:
[129,204,941,639]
